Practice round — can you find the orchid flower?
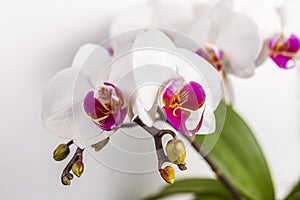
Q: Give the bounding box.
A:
[131,29,222,133]
[110,0,260,78]
[241,0,300,69]
[183,0,260,77]
[42,44,127,148]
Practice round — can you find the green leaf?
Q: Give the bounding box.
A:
[285,180,300,200]
[143,179,235,200]
[196,102,275,199]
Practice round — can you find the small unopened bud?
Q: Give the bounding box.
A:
[178,163,187,171]
[160,166,175,184]
[72,161,84,177]
[66,173,74,180]
[61,175,71,185]
[166,139,186,165]
[53,144,70,161]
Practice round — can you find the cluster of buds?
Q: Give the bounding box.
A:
[156,130,187,184]
[53,141,85,185]
[159,138,187,184]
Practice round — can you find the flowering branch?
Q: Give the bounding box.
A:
[61,147,84,185]
[154,108,242,199]
[133,117,173,169]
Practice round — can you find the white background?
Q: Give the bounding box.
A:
[0,0,299,199]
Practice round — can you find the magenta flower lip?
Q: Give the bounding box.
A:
[269,34,300,69]
[83,82,127,131]
[162,78,206,135]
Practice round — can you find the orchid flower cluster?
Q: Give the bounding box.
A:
[42,0,300,187]
[110,0,300,73]
[42,29,222,185]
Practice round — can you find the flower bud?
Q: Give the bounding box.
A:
[72,161,84,177]
[53,144,70,161]
[166,139,186,165]
[159,166,175,184]
[61,175,71,185]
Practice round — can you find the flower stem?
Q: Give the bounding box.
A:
[155,108,242,199]
[221,70,233,105]
[133,117,175,169]
[61,147,84,185]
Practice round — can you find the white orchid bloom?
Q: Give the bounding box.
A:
[41,45,121,149]
[182,0,260,77]
[240,0,300,68]
[130,29,222,133]
[42,29,222,153]
[110,0,260,78]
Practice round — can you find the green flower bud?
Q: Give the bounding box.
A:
[53,144,70,161]
[72,161,84,177]
[61,175,71,185]
[166,139,186,165]
[159,166,175,184]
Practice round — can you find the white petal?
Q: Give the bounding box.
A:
[71,104,113,149]
[133,29,176,50]
[174,48,223,111]
[72,44,111,86]
[109,4,152,37]
[215,12,260,77]
[183,0,233,46]
[187,109,216,134]
[183,4,212,46]
[255,39,270,66]
[240,0,281,39]
[200,111,216,134]
[41,67,91,142]
[130,29,179,125]
[148,0,193,30]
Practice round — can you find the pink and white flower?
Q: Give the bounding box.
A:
[42,29,223,150]
[240,0,300,68]
[110,0,260,78]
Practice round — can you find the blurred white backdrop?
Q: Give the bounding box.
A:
[0,0,299,199]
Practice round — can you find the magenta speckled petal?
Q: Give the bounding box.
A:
[83,82,128,131]
[94,114,115,131]
[286,34,300,52]
[270,55,293,69]
[181,81,206,111]
[269,34,300,69]
[163,106,205,136]
[163,107,190,131]
[162,78,206,135]
[83,91,108,119]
